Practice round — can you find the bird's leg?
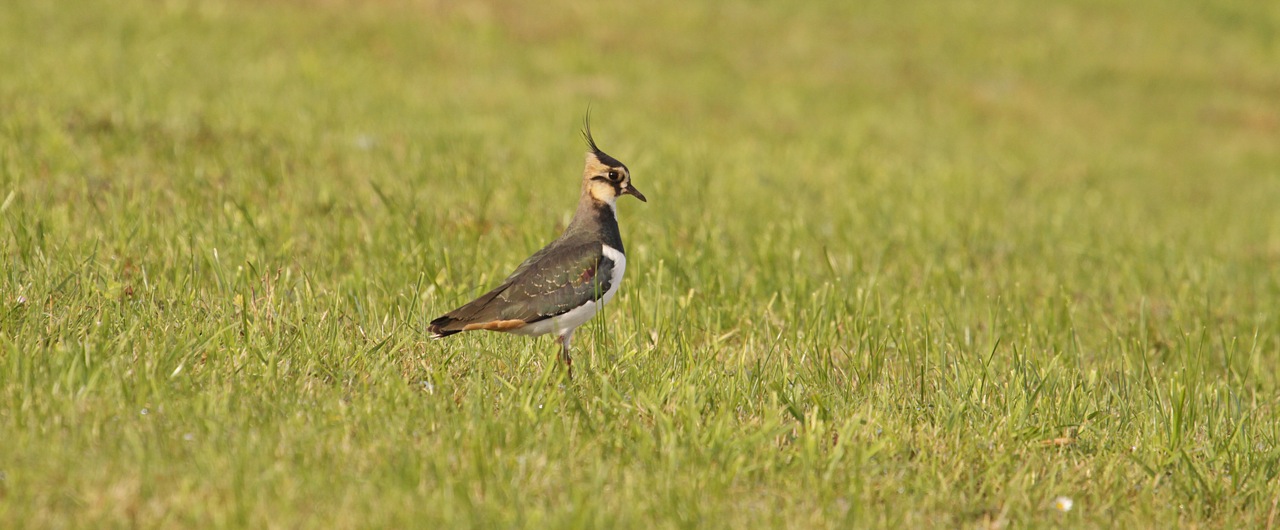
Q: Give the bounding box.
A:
[556,331,574,379]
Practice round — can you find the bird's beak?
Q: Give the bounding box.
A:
[623,183,647,202]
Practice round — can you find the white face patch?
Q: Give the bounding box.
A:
[588,180,619,211]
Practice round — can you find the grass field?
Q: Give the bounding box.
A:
[3,0,1280,527]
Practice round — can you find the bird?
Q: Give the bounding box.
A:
[427,115,646,372]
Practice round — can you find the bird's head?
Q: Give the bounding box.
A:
[580,114,646,206]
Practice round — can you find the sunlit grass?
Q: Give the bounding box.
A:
[2,0,1279,527]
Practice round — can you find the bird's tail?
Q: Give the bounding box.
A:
[427,316,464,339]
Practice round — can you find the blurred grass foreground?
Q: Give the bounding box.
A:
[2,0,1279,527]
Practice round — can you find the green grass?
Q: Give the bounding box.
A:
[3,0,1280,527]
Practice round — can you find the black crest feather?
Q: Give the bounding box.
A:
[581,106,601,154]
[580,106,625,169]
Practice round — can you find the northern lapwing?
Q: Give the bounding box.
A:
[427,116,646,371]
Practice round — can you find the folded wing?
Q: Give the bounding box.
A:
[428,242,616,337]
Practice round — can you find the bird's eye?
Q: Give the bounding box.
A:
[607,170,621,181]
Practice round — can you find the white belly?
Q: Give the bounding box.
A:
[512,245,625,337]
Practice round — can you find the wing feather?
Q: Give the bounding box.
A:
[428,241,616,336]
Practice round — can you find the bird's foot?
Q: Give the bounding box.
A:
[555,335,574,379]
